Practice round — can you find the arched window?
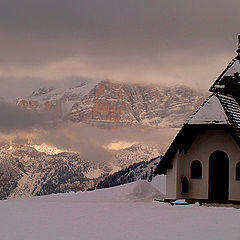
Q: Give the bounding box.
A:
[191,160,202,179]
[236,162,240,180]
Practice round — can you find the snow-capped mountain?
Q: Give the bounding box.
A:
[69,80,205,128]
[17,79,205,128]
[0,144,101,199]
[0,143,160,199]
[16,79,100,118]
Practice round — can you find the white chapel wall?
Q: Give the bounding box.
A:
[166,129,240,201]
[183,129,240,201]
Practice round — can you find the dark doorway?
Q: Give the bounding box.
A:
[209,151,229,203]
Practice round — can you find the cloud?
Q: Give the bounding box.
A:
[31,123,178,162]
[0,101,177,162]
[0,101,52,133]
[0,0,240,93]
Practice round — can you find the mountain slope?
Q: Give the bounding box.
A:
[0,145,102,199]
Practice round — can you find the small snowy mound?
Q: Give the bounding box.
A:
[125,180,165,202]
[72,180,165,203]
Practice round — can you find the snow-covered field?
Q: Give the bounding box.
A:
[0,177,239,240]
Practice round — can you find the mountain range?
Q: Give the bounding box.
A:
[0,143,160,199]
[16,79,205,128]
[0,79,206,199]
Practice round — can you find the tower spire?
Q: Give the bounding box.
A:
[236,35,240,60]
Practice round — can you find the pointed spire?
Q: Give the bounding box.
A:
[236,35,240,60]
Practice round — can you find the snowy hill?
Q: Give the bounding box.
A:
[0,143,160,199]
[17,79,205,128]
[0,180,239,240]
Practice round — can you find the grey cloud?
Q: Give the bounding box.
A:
[0,112,177,162]
[0,0,240,93]
[34,123,177,161]
[1,1,238,41]
[0,101,51,133]
[1,1,239,47]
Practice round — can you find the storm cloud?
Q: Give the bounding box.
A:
[1,0,240,96]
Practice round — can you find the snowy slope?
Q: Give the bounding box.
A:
[0,181,239,240]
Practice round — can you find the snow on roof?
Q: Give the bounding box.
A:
[187,94,229,125]
[187,93,240,135]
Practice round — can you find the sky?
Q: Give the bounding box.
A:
[1,0,240,98]
[1,0,240,161]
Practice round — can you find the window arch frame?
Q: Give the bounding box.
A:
[190,160,202,179]
[236,162,240,181]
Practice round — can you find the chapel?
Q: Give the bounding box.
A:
[154,36,240,203]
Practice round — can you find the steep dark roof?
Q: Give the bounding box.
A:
[218,94,240,136]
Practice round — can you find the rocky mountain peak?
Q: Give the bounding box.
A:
[16,79,206,128]
[69,80,205,128]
